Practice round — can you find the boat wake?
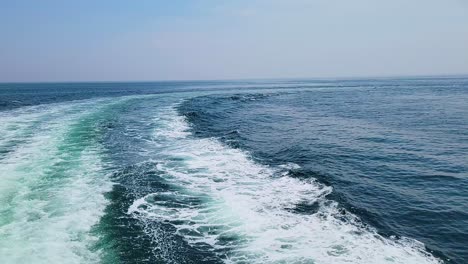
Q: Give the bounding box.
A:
[128,103,442,264]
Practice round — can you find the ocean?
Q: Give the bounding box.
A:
[0,77,466,264]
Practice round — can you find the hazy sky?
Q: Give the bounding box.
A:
[1,0,467,82]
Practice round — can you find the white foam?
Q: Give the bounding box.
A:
[279,162,301,170]
[0,99,111,154]
[129,103,442,264]
[0,100,115,264]
[153,106,191,140]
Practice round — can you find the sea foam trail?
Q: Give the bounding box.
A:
[128,104,442,264]
[0,103,81,159]
[0,100,115,264]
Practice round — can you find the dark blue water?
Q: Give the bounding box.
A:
[0,78,467,263]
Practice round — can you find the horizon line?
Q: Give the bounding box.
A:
[1,73,467,84]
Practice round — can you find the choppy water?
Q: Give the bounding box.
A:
[0,78,467,264]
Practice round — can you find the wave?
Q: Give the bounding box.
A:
[128,103,442,264]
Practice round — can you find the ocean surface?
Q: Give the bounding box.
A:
[0,78,467,264]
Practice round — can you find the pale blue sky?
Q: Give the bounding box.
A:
[1,0,467,82]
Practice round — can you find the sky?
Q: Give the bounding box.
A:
[1,0,467,82]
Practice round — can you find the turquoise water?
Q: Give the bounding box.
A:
[0,78,466,263]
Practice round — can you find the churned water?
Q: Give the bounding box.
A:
[0,78,466,263]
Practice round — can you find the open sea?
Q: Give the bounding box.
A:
[0,77,467,264]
